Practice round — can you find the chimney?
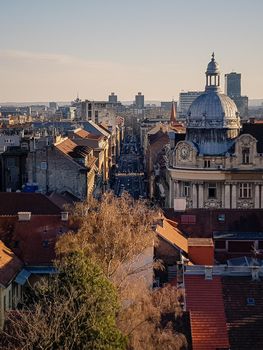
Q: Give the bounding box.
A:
[18,212,31,221]
[61,212,69,221]
[188,238,214,265]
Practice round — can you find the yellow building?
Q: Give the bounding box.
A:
[0,240,23,329]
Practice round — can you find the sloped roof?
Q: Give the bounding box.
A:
[0,215,69,266]
[0,240,23,287]
[48,191,80,210]
[55,138,92,159]
[184,275,229,350]
[74,128,103,140]
[85,120,110,138]
[222,276,263,350]
[241,123,263,153]
[0,193,61,215]
[156,219,188,253]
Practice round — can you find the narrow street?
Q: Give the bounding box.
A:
[112,135,146,199]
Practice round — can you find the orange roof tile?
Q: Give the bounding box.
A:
[185,275,229,350]
[74,129,104,140]
[0,240,23,287]
[56,138,92,160]
[156,219,188,253]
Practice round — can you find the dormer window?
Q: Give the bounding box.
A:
[242,147,250,164]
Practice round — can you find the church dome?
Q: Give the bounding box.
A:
[187,53,240,130]
[187,91,239,129]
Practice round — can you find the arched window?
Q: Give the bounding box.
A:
[242,147,250,164]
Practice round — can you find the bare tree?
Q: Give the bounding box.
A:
[57,193,187,349]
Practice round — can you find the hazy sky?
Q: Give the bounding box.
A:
[1,0,263,102]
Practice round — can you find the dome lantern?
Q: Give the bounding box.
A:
[205,52,220,91]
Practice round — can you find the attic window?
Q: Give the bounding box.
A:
[242,148,250,164]
[247,297,255,306]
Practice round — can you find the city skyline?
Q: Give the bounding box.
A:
[1,0,263,101]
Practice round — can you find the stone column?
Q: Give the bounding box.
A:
[169,177,173,208]
[231,183,237,209]
[225,183,231,209]
[255,184,260,209]
[175,181,180,198]
[192,183,198,208]
[261,185,263,209]
[198,183,204,208]
[221,183,225,208]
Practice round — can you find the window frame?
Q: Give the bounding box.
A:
[208,183,217,199]
[239,183,252,198]
[242,147,250,164]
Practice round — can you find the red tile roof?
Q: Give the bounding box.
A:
[74,129,103,140]
[0,240,23,287]
[56,138,92,159]
[0,215,69,266]
[0,193,61,215]
[163,208,263,238]
[222,276,263,350]
[185,275,229,350]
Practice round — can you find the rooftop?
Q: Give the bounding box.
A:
[0,193,61,216]
[0,240,23,287]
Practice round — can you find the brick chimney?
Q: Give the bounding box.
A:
[188,238,214,265]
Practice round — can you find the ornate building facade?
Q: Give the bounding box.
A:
[167,54,263,209]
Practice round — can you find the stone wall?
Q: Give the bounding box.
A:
[27,147,87,199]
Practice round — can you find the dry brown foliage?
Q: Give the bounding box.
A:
[57,192,159,284]
[56,192,187,349]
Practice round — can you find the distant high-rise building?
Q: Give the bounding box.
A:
[178,91,203,118]
[49,102,57,110]
[108,92,117,104]
[161,101,176,111]
[225,72,248,118]
[225,72,241,98]
[135,92,144,109]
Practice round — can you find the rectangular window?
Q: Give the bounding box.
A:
[40,161,47,170]
[182,182,190,197]
[204,160,211,168]
[239,183,252,198]
[208,183,217,199]
[242,148,250,164]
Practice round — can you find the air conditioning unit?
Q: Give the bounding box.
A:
[18,212,31,221]
[61,212,69,221]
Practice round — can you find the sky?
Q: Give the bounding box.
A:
[1,0,263,102]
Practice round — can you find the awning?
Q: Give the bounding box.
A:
[15,269,31,285]
[15,266,58,285]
